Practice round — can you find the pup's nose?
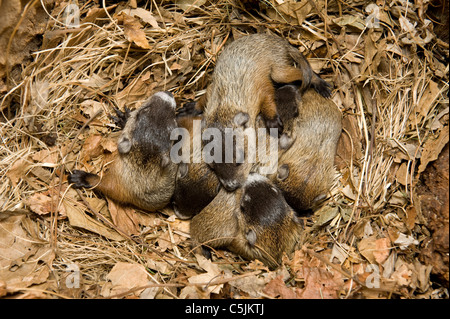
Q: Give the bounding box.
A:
[221,180,239,192]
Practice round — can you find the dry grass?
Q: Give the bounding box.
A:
[0,0,448,299]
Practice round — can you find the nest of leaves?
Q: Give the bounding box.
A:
[0,0,448,299]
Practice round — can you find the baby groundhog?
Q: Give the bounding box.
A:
[190,173,301,269]
[68,91,178,212]
[171,113,220,219]
[271,86,342,215]
[199,33,331,191]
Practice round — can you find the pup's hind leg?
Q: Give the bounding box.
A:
[259,80,283,133]
[271,65,306,87]
[68,162,134,206]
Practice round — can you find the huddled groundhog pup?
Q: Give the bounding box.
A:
[198,33,331,191]
[190,173,301,269]
[270,86,342,215]
[68,91,178,212]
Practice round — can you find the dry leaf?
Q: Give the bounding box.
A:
[413,260,432,292]
[101,137,117,153]
[80,100,105,119]
[119,8,160,29]
[354,219,374,239]
[417,80,441,118]
[101,262,150,297]
[389,190,408,206]
[404,206,417,230]
[268,0,313,26]
[156,230,173,252]
[358,236,377,264]
[120,13,150,49]
[314,205,339,227]
[382,251,396,279]
[395,162,409,186]
[295,266,343,299]
[6,158,31,187]
[31,148,60,165]
[63,200,125,241]
[0,214,54,295]
[263,275,297,298]
[393,232,419,250]
[373,237,391,264]
[175,0,207,11]
[229,273,267,298]
[391,260,412,287]
[335,112,364,171]
[418,125,449,174]
[107,199,140,236]
[80,134,103,162]
[330,243,349,264]
[333,15,366,31]
[25,192,65,216]
[341,184,357,200]
[187,254,225,295]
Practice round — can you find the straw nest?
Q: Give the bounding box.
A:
[0,0,448,299]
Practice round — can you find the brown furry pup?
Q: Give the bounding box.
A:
[171,113,220,219]
[198,33,331,191]
[190,173,302,269]
[271,86,342,215]
[68,91,178,212]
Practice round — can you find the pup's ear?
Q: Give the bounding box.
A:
[178,162,189,179]
[160,153,171,169]
[246,229,257,246]
[233,112,250,127]
[118,136,132,154]
[277,164,289,181]
[279,133,295,150]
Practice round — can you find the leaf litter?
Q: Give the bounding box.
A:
[0,0,448,299]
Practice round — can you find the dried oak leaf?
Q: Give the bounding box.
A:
[119,12,150,49]
[25,192,66,216]
[263,275,297,299]
[0,214,54,295]
[295,266,343,299]
[80,134,103,162]
[119,8,160,29]
[62,199,125,241]
[101,262,150,298]
[107,199,140,236]
[418,125,449,174]
[290,249,344,299]
[183,254,227,297]
[6,158,31,187]
[373,237,391,264]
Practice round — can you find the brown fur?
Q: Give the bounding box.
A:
[190,173,301,269]
[199,33,330,191]
[271,87,342,215]
[68,91,178,211]
[171,114,220,219]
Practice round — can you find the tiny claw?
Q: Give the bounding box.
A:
[312,75,332,98]
[68,170,96,189]
[109,107,131,129]
[265,114,284,136]
[176,101,203,118]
